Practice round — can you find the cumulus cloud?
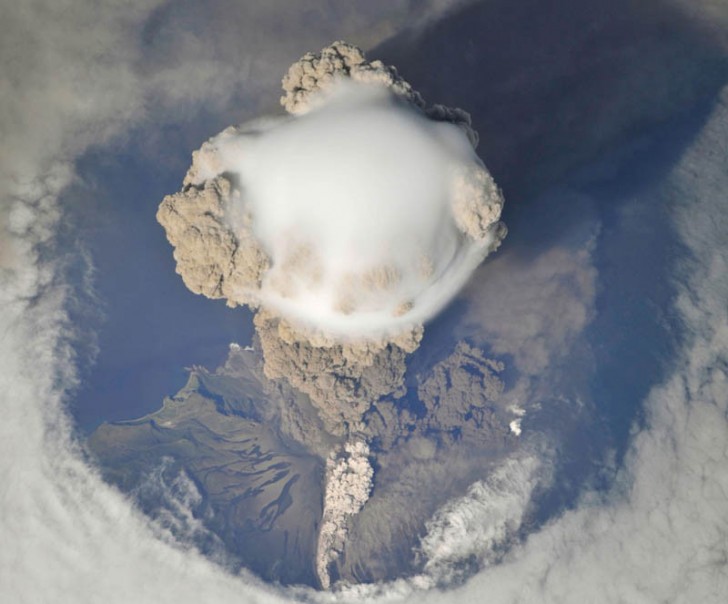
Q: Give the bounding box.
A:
[417,455,543,587]
[158,42,505,431]
[0,2,282,602]
[279,40,478,149]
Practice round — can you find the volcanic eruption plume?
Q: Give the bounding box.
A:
[157,41,506,434]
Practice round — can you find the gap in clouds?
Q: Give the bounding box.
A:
[12,0,724,600]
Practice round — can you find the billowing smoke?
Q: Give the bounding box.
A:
[157,42,505,431]
[317,441,374,589]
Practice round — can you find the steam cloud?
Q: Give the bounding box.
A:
[416,455,543,587]
[157,42,506,431]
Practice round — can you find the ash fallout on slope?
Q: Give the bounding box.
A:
[157,42,506,433]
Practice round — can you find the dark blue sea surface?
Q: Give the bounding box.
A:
[66,148,255,432]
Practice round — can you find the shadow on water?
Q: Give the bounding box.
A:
[517,102,718,526]
[373,0,728,524]
[581,101,720,467]
[374,0,728,201]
